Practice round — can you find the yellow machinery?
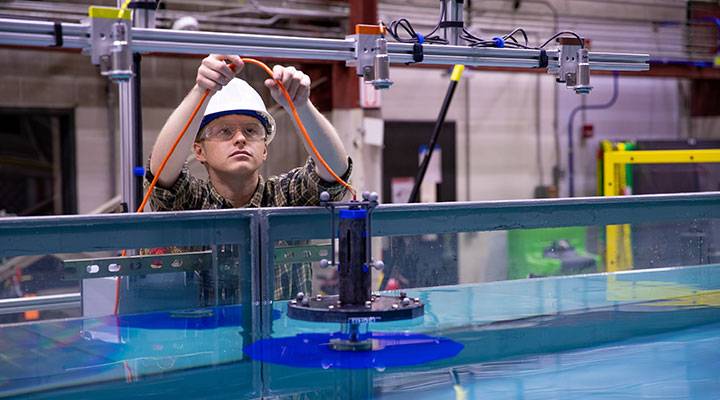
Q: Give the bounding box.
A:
[600,140,720,272]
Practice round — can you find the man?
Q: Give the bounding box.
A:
[145,54,352,300]
[147,54,351,209]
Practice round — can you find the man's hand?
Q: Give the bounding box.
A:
[264,65,311,110]
[196,54,244,93]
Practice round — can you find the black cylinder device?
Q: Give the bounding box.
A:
[286,193,423,326]
[338,208,370,305]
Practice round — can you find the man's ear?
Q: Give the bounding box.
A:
[261,142,267,161]
[193,142,207,163]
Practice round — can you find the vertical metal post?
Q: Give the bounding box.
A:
[256,211,273,398]
[118,80,137,212]
[132,53,144,209]
[444,0,464,46]
[249,210,264,398]
[450,0,463,46]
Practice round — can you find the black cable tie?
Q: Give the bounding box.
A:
[50,21,63,48]
[411,42,424,64]
[128,1,159,10]
[438,21,464,28]
[538,49,548,68]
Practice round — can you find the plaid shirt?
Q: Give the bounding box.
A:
[144,157,352,300]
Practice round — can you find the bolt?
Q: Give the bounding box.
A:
[372,260,384,271]
[401,298,411,307]
[296,292,305,301]
[328,305,335,310]
[320,191,331,202]
[290,300,297,305]
[301,298,309,307]
[392,304,399,310]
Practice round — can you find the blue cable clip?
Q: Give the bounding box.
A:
[411,33,425,64]
[133,166,145,177]
[492,37,505,48]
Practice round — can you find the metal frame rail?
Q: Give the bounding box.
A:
[0,18,649,70]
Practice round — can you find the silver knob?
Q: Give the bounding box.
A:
[372,260,384,271]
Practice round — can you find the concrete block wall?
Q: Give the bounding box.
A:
[0,49,112,214]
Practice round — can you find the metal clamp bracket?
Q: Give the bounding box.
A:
[349,24,393,90]
[549,37,592,94]
[88,6,133,81]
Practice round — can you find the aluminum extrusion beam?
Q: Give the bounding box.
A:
[0,18,649,71]
[132,27,355,51]
[0,31,86,49]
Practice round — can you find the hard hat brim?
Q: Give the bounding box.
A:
[197,109,277,144]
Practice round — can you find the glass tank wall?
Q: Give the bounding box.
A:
[1,193,720,399]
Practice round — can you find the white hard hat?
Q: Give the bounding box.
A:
[172,16,199,31]
[198,78,277,143]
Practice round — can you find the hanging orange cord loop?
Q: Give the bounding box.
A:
[138,58,356,214]
[115,58,356,315]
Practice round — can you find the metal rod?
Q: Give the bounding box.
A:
[330,204,336,266]
[132,40,352,60]
[365,208,372,267]
[408,74,461,203]
[0,293,81,315]
[118,80,137,212]
[448,0,464,46]
[132,53,144,208]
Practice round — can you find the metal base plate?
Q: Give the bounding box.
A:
[287,294,424,323]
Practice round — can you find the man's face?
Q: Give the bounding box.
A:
[193,114,268,176]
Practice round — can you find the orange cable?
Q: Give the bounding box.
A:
[243,58,356,199]
[115,58,355,315]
